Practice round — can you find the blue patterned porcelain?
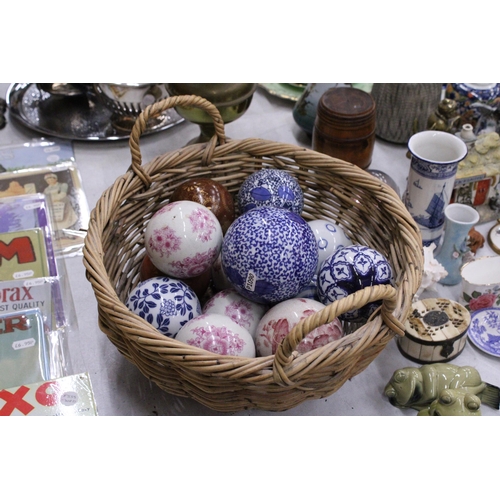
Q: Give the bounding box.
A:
[307,219,352,274]
[317,245,393,321]
[236,168,304,215]
[125,277,202,337]
[467,307,500,357]
[221,207,318,304]
[404,130,468,247]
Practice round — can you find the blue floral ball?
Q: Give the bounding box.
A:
[317,245,393,321]
[221,207,318,304]
[126,276,202,337]
[237,168,304,214]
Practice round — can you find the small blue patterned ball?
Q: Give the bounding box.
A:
[237,168,304,214]
[221,207,318,304]
[317,245,393,321]
[126,277,202,337]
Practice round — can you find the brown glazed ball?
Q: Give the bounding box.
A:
[170,178,235,233]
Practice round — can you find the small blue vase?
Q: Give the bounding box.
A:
[292,83,340,136]
[436,203,480,285]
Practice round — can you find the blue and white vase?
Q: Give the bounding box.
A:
[436,203,479,286]
[404,130,468,247]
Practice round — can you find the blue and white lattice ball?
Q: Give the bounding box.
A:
[221,207,318,304]
[317,245,393,321]
[126,276,202,337]
[237,168,304,215]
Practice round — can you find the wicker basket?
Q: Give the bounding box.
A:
[83,95,423,412]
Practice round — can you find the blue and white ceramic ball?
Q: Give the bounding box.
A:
[126,277,202,337]
[317,245,393,321]
[307,219,352,274]
[237,168,304,214]
[221,207,318,304]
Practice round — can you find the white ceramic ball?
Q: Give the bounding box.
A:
[145,200,223,279]
[255,297,344,356]
[125,276,202,338]
[175,313,256,357]
[202,289,268,339]
[307,219,352,274]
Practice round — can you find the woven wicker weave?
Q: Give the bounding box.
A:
[83,95,423,412]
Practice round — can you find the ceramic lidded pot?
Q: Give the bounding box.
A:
[397,298,470,363]
[312,87,376,169]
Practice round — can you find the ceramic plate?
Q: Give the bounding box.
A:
[467,307,500,357]
[259,84,305,101]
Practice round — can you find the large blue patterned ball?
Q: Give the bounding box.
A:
[221,207,318,304]
[126,277,202,337]
[317,245,393,321]
[237,168,304,214]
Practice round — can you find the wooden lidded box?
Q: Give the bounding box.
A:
[397,298,470,364]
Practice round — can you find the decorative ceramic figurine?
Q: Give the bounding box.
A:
[417,389,482,416]
[384,363,500,412]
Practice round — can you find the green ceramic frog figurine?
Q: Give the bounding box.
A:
[384,363,500,413]
[418,388,482,416]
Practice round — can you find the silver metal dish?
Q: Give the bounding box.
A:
[93,83,170,117]
[6,83,184,141]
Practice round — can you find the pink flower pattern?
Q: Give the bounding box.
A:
[186,325,246,355]
[189,208,217,242]
[257,307,344,355]
[224,299,253,329]
[169,246,219,278]
[147,226,181,258]
[468,293,497,311]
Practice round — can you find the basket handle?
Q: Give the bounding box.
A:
[272,284,404,385]
[128,94,227,187]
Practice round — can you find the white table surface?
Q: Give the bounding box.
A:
[2,83,499,416]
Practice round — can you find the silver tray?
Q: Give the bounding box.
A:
[6,83,184,141]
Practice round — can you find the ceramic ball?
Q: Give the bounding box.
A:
[221,207,318,304]
[125,276,202,337]
[255,297,344,356]
[317,244,393,321]
[145,200,223,279]
[237,168,304,214]
[175,313,256,357]
[307,219,352,274]
[170,178,235,234]
[202,289,268,339]
[139,254,212,300]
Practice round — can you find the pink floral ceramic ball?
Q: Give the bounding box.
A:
[145,200,223,279]
[255,297,344,357]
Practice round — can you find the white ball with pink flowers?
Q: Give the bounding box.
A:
[255,297,344,357]
[145,200,223,279]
